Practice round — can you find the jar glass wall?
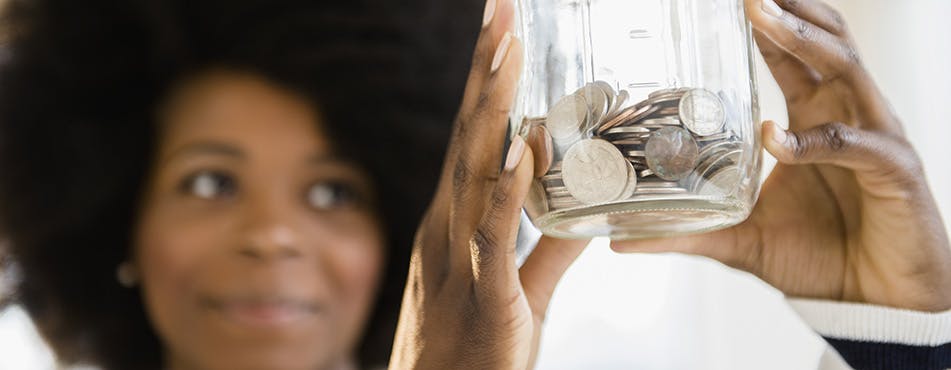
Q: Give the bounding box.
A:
[512,0,763,240]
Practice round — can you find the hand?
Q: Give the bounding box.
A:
[388,0,588,369]
[613,0,951,312]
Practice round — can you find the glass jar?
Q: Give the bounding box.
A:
[512,0,762,240]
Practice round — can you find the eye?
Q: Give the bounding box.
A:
[180,170,236,200]
[307,181,361,211]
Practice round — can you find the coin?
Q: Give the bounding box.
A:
[547,93,588,141]
[562,139,630,204]
[526,181,550,218]
[645,127,700,181]
[640,117,681,127]
[615,161,638,202]
[578,83,609,128]
[698,165,742,196]
[679,88,726,137]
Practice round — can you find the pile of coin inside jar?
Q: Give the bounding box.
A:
[529,81,745,211]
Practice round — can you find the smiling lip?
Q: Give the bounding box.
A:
[205,296,322,328]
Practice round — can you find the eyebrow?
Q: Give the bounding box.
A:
[162,140,345,166]
[163,141,245,164]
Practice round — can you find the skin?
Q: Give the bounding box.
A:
[389,0,588,369]
[613,0,951,313]
[133,70,385,370]
[392,0,951,368]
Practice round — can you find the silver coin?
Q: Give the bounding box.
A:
[526,181,549,218]
[649,87,690,99]
[645,127,700,181]
[640,117,682,127]
[562,139,630,204]
[616,161,638,201]
[679,88,726,137]
[698,165,742,196]
[635,186,689,195]
[697,131,734,142]
[602,126,651,135]
[625,150,646,158]
[638,169,654,178]
[595,81,616,113]
[611,89,630,117]
[547,93,588,141]
[577,83,609,127]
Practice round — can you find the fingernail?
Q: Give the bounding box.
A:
[482,0,497,28]
[761,0,783,17]
[491,32,513,73]
[771,123,788,145]
[505,135,526,171]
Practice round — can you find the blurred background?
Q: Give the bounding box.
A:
[1,0,949,369]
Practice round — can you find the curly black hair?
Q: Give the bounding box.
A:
[0,0,482,368]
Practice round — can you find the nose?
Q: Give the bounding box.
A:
[237,198,304,261]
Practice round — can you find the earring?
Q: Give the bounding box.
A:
[116,262,139,288]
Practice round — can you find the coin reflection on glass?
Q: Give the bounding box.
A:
[645,127,700,181]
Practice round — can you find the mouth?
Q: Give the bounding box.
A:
[202,295,323,328]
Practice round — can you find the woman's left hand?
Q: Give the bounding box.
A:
[388,0,589,369]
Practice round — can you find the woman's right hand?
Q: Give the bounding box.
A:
[613,0,951,312]
[388,0,588,369]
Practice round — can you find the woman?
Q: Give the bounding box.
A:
[1,0,948,370]
[0,0,477,368]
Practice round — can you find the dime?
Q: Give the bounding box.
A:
[645,127,700,181]
[562,139,630,204]
[547,93,588,141]
[679,88,726,136]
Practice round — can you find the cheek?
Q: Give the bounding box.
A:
[134,206,234,330]
[321,219,385,321]
[311,215,386,334]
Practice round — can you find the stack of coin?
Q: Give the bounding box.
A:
[527,83,746,211]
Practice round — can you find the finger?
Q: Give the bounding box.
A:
[526,124,554,178]
[434,0,516,196]
[470,136,534,294]
[754,30,820,106]
[749,0,903,134]
[519,236,588,320]
[609,221,763,274]
[773,0,849,36]
[448,35,525,276]
[763,121,922,191]
[747,0,862,85]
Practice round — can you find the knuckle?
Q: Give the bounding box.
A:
[470,226,499,263]
[489,186,510,212]
[828,8,848,34]
[471,96,512,125]
[452,159,476,196]
[821,122,853,153]
[779,0,801,12]
[795,18,814,42]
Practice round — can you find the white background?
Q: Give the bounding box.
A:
[2,0,950,369]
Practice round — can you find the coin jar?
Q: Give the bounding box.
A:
[511,0,763,239]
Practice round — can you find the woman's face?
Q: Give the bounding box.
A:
[134,71,385,370]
